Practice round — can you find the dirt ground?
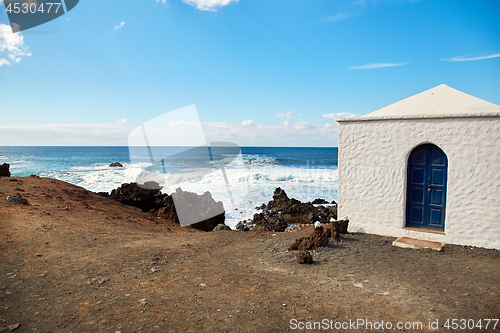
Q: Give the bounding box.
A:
[1,176,499,332]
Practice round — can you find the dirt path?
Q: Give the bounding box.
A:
[1,177,499,332]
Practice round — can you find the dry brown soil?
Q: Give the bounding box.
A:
[1,176,499,332]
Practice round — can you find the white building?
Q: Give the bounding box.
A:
[336,84,500,249]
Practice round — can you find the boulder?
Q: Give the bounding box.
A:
[235,220,252,232]
[329,221,341,240]
[335,218,349,234]
[339,219,349,234]
[0,163,11,177]
[252,212,287,232]
[316,205,337,224]
[259,189,318,225]
[109,162,123,167]
[105,182,225,232]
[170,188,225,232]
[141,181,163,190]
[213,224,231,231]
[272,187,289,201]
[311,198,328,204]
[107,182,163,212]
[251,188,337,231]
[287,226,329,251]
[328,218,349,238]
[6,193,29,205]
[296,251,313,264]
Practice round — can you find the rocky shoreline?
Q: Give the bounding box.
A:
[238,187,338,232]
[99,181,341,235]
[2,163,341,234]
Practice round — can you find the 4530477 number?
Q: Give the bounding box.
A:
[443,319,498,330]
[5,2,62,14]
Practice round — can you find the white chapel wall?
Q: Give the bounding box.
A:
[337,116,500,249]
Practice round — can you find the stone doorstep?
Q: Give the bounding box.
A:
[392,236,445,251]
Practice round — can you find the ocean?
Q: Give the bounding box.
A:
[0,146,338,228]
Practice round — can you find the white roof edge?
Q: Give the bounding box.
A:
[336,112,500,122]
[354,84,500,119]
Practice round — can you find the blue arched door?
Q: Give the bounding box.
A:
[406,144,447,230]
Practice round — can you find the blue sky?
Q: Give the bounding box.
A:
[0,0,499,146]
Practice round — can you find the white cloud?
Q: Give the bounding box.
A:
[276,111,301,120]
[114,21,125,30]
[0,123,135,146]
[348,62,408,69]
[241,119,255,127]
[0,23,32,67]
[202,120,339,147]
[182,0,238,11]
[117,119,129,124]
[322,113,361,121]
[1,116,347,147]
[441,52,500,62]
[155,0,167,3]
[293,122,314,130]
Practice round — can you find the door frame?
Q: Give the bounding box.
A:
[404,143,448,231]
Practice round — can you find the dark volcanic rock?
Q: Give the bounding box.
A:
[109,162,123,167]
[6,193,29,205]
[213,224,231,231]
[261,188,318,224]
[327,219,349,239]
[106,183,225,232]
[287,226,329,251]
[311,198,328,204]
[108,182,163,212]
[0,163,11,177]
[316,205,337,224]
[170,188,225,232]
[251,188,337,230]
[329,221,341,240]
[337,218,349,234]
[142,181,163,190]
[252,212,287,232]
[296,251,313,264]
[235,220,252,232]
[272,187,289,201]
